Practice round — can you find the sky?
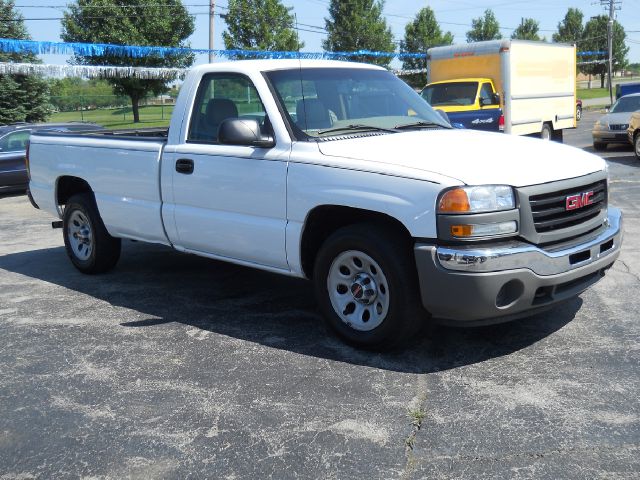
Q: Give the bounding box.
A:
[11,0,640,67]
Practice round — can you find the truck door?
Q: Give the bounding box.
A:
[162,72,289,270]
[456,82,501,131]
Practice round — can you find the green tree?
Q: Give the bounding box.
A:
[222,0,303,56]
[323,0,395,67]
[580,15,629,88]
[466,9,502,42]
[511,18,541,41]
[62,0,195,123]
[0,0,50,124]
[399,7,453,88]
[552,8,584,44]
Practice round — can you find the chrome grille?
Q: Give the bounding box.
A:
[609,124,628,131]
[529,180,607,233]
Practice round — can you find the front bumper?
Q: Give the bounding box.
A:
[414,207,623,325]
[592,130,629,144]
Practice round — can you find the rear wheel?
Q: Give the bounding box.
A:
[63,193,121,274]
[313,223,425,350]
[635,133,640,160]
[576,106,582,121]
[540,123,552,141]
[593,142,607,151]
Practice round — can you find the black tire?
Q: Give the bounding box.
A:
[593,142,607,151]
[63,193,121,274]
[576,106,582,121]
[540,123,553,141]
[635,134,640,160]
[313,223,426,350]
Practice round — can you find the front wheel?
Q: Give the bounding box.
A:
[63,193,121,274]
[576,106,582,121]
[313,224,426,350]
[635,134,640,160]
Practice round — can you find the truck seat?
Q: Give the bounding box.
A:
[190,98,238,141]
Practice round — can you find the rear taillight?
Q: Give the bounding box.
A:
[498,114,505,132]
[25,140,30,179]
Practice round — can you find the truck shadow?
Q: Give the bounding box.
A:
[0,241,581,374]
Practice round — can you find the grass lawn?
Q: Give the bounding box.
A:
[576,88,609,99]
[50,104,173,129]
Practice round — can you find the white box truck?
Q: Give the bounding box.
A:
[421,40,577,140]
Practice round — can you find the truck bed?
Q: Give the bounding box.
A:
[29,129,169,245]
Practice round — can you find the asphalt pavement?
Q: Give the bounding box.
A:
[0,116,638,479]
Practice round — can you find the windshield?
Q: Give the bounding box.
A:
[421,82,479,107]
[610,96,640,113]
[264,67,449,139]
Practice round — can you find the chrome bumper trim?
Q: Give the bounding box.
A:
[436,207,622,276]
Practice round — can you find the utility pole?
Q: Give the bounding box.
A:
[601,0,622,105]
[209,0,215,63]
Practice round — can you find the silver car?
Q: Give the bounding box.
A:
[592,93,640,151]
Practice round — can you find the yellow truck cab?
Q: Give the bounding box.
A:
[420,77,501,131]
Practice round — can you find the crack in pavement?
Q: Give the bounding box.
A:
[401,376,428,480]
[614,260,640,284]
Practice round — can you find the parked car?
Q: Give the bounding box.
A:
[0,122,104,194]
[592,93,640,150]
[576,99,583,121]
[28,60,622,349]
[628,111,640,159]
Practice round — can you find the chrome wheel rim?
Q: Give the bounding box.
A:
[636,137,640,158]
[67,210,93,261]
[327,250,390,331]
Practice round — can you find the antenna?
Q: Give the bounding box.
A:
[295,13,308,132]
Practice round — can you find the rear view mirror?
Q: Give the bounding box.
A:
[218,118,275,148]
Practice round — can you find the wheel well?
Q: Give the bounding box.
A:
[300,205,413,278]
[56,176,92,206]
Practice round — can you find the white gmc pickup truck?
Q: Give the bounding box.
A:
[28,60,622,349]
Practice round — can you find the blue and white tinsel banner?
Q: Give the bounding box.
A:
[0,62,187,80]
[0,38,427,60]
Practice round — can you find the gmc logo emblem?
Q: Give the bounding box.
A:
[566,191,595,211]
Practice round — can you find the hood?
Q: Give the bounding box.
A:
[316,129,605,187]
[597,112,634,126]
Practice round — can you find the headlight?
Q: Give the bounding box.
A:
[438,185,515,214]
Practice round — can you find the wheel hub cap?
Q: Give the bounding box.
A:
[327,250,390,332]
[67,210,93,261]
[350,273,377,305]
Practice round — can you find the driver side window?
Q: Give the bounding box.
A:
[188,73,268,143]
[480,83,495,105]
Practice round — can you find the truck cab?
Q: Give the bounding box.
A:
[420,78,501,131]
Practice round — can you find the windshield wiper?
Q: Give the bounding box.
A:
[317,124,397,135]
[394,121,449,130]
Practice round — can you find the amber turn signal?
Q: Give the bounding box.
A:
[438,188,470,213]
[450,225,473,237]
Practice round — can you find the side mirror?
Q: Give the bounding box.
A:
[218,118,275,148]
[605,106,610,113]
[491,92,500,105]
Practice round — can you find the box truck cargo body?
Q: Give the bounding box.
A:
[424,40,577,139]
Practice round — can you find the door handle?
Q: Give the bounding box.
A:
[175,158,194,174]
